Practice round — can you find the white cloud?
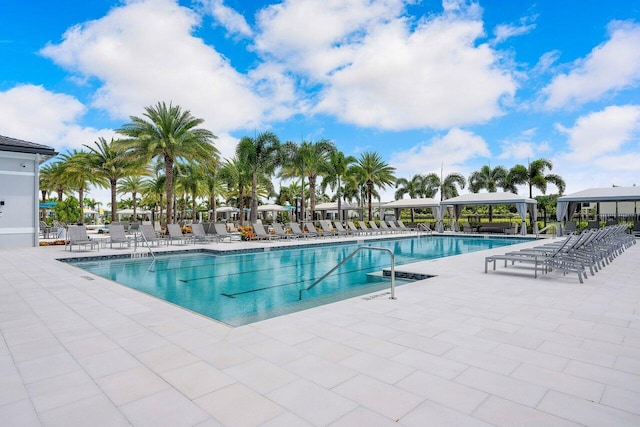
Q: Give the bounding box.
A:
[40,0,287,133]
[255,0,516,131]
[556,105,640,162]
[493,14,537,44]
[541,21,640,110]
[0,84,114,150]
[201,0,253,37]
[532,50,560,75]
[498,128,551,160]
[389,128,490,178]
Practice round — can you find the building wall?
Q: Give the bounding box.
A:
[0,151,39,248]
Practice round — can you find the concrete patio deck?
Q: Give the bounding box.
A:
[1,234,639,426]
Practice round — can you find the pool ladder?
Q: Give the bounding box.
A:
[298,246,396,301]
[134,231,156,260]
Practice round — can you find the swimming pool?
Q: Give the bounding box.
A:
[68,235,530,326]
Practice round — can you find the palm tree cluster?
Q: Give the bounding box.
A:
[39,101,400,224]
[40,100,566,226]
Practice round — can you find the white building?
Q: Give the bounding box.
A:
[0,135,57,248]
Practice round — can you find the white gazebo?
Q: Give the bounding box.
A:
[556,187,640,235]
[382,198,442,230]
[444,192,538,235]
[314,202,361,221]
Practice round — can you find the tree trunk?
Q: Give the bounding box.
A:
[133,192,138,221]
[337,177,342,222]
[367,181,373,221]
[309,174,316,221]
[250,173,258,223]
[111,179,117,222]
[238,186,245,225]
[299,176,305,223]
[165,156,174,224]
[78,187,84,225]
[192,194,197,223]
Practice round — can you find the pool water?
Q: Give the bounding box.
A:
[69,236,529,326]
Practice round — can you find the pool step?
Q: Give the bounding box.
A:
[382,270,434,281]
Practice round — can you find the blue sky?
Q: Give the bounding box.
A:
[1,0,639,205]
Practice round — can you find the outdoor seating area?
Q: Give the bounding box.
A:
[485,224,635,283]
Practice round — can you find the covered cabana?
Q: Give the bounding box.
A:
[314,202,361,221]
[444,192,537,235]
[556,187,640,235]
[115,209,152,222]
[382,198,441,229]
[257,204,292,222]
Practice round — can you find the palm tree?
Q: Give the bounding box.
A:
[321,150,356,221]
[468,165,509,193]
[84,137,145,222]
[57,150,106,224]
[425,172,466,201]
[468,164,509,221]
[40,162,68,201]
[350,151,396,221]
[116,101,218,224]
[508,158,566,198]
[219,156,251,222]
[303,140,335,220]
[395,174,432,222]
[280,142,307,221]
[142,174,166,223]
[236,132,281,224]
[174,164,205,222]
[117,176,146,221]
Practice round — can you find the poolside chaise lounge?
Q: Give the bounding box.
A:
[319,220,340,237]
[191,223,219,244]
[272,223,299,239]
[346,221,366,235]
[289,222,317,238]
[66,225,99,252]
[167,223,192,245]
[368,221,388,234]
[109,224,131,249]
[304,222,325,238]
[212,223,233,242]
[252,223,279,241]
[139,224,166,246]
[332,221,352,236]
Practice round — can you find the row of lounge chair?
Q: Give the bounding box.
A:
[63,219,429,251]
[485,224,635,283]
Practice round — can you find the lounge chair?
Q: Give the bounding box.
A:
[191,223,218,244]
[378,220,395,233]
[318,220,339,237]
[66,225,99,251]
[346,221,365,235]
[357,221,373,235]
[397,220,418,233]
[290,222,316,238]
[139,224,166,246]
[368,221,385,234]
[332,221,351,236]
[213,223,235,242]
[167,224,191,245]
[386,221,402,233]
[304,222,325,238]
[252,222,279,241]
[587,220,600,230]
[273,223,299,239]
[109,224,131,249]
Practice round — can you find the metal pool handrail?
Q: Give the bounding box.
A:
[298,246,396,301]
[135,231,156,260]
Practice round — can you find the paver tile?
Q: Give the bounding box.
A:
[564,360,640,393]
[474,396,581,426]
[284,354,357,388]
[400,399,492,426]
[333,375,423,420]
[196,383,285,426]
[39,394,129,427]
[340,351,414,384]
[537,390,640,426]
[96,366,170,406]
[121,388,210,427]
[455,367,547,407]
[267,379,357,425]
[162,361,235,399]
[511,363,605,402]
[223,358,298,394]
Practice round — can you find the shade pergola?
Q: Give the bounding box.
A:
[444,192,537,235]
[382,198,442,230]
[314,202,361,220]
[556,187,640,235]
